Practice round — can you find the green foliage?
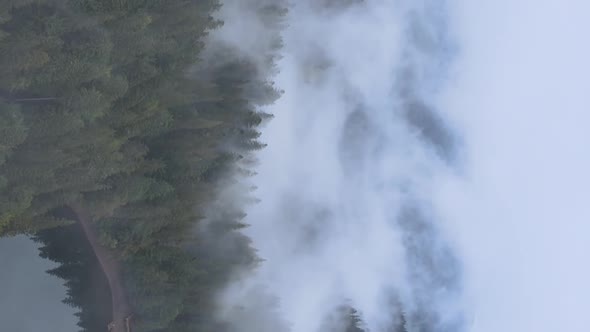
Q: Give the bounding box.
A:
[33,222,112,332]
[0,101,27,165]
[0,0,286,330]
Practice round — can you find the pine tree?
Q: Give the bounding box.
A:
[0,0,287,330]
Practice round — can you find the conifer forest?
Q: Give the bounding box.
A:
[3,1,589,332]
[0,1,285,331]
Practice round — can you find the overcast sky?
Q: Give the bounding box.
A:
[215,1,590,332]
[0,236,77,332]
[436,1,590,331]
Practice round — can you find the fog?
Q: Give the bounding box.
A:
[212,0,590,331]
[214,1,461,331]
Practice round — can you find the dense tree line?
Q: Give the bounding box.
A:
[0,0,285,331]
[33,221,112,331]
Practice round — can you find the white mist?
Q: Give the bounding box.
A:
[213,0,590,331]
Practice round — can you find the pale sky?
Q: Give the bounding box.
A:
[0,236,77,332]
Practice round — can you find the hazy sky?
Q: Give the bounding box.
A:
[436,1,590,331]
[214,1,590,332]
[0,236,77,332]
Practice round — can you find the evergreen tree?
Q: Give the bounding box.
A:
[33,222,112,332]
[0,0,286,330]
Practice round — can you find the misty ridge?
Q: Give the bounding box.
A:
[2,0,590,332]
[215,1,463,332]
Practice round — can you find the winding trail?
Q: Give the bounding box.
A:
[70,203,132,332]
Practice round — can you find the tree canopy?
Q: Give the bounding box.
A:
[0,0,285,330]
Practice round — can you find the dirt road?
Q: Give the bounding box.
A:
[71,203,131,332]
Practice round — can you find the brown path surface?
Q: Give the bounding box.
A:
[70,203,132,332]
